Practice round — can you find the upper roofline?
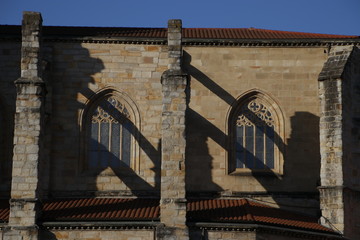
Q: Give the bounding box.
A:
[1,25,359,47]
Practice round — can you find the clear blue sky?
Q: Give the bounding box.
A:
[1,0,360,36]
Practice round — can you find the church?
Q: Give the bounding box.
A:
[0,11,359,239]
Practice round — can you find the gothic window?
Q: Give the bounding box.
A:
[235,100,275,169]
[229,91,284,175]
[88,96,133,168]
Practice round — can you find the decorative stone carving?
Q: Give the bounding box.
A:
[236,100,274,127]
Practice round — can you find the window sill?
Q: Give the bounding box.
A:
[229,169,283,177]
[81,166,133,177]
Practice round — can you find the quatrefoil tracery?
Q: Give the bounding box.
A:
[236,100,274,127]
[92,97,130,124]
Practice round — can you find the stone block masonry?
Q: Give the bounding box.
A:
[4,12,45,240]
[318,46,360,238]
[158,20,189,240]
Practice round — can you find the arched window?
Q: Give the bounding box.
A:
[228,91,284,175]
[88,96,132,168]
[82,90,140,171]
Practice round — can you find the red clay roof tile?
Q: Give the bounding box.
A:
[187,199,334,233]
[0,197,337,234]
[0,25,358,40]
[183,28,359,39]
[41,198,160,221]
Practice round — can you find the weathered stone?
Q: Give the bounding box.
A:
[5,11,45,240]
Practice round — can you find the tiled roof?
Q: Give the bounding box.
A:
[183,28,358,39]
[187,198,333,233]
[0,25,358,40]
[0,197,336,234]
[41,198,160,221]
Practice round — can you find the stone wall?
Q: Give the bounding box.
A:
[158,19,188,240]
[47,41,167,195]
[39,229,154,240]
[339,46,360,239]
[318,45,360,238]
[184,47,325,194]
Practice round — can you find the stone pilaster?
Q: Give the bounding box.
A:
[4,11,45,240]
[158,20,188,240]
[319,46,353,232]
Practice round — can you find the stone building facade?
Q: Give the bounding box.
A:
[0,11,359,239]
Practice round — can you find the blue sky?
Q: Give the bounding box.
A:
[1,0,360,36]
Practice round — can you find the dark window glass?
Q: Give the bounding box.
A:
[88,97,132,168]
[235,100,275,170]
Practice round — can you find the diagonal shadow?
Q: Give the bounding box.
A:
[79,88,161,196]
[183,51,285,173]
[47,44,161,198]
[183,50,320,215]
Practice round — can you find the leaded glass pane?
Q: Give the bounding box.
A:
[245,126,254,168]
[236,126,244,168]
[235,99,276,170]
[90,123,99,150]
[122,122,132,166]
[110,122,121,167]
[265,126,275,169]
[255,126,264,169]
[89,123,99,167]
[88,96,133,169]
[99,122,109,167]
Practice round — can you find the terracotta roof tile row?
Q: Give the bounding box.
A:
[0,25,358,40]
[183,28,358,39]
[41,198,159,221]
[0,198,336,234]
[187,198,333,233]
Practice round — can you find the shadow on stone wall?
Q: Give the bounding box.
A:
[183,51,320,215]
[0,87,15,198]
[47,43,160,198]
[0,45,18,198]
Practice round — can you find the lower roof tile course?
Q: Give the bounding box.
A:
[41,198,160,221]
[187,198,334,234]
[0,198,337,235]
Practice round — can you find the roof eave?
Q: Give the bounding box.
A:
[189,222,346,239]
[40,220,161,230]
[182,38,360,47]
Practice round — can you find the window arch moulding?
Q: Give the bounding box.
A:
[227,90,285,176]
[80,88,141,174]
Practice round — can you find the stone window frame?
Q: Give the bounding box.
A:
[80,88,141,174]
[227,89,285,175]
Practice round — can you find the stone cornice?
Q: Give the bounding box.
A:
[40,221,160,230]
[189,223,345,240]
[1,35,360,47]
[183,38,360,47]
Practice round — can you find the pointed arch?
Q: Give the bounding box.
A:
[80,88,140,172]
[227,89,285,175]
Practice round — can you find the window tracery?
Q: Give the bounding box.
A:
[235,100,275,169]
[228,91,284,175]
[88,96,133,168]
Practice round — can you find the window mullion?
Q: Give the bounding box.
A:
[263,126,266,168]
[109,121,112,166]
[97,120,101,168]
[119,123,123,162]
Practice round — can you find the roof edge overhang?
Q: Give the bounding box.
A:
[182,38,360,47]
[189,222,345,239]
[40,221,161,230]
[1,35,360,47]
